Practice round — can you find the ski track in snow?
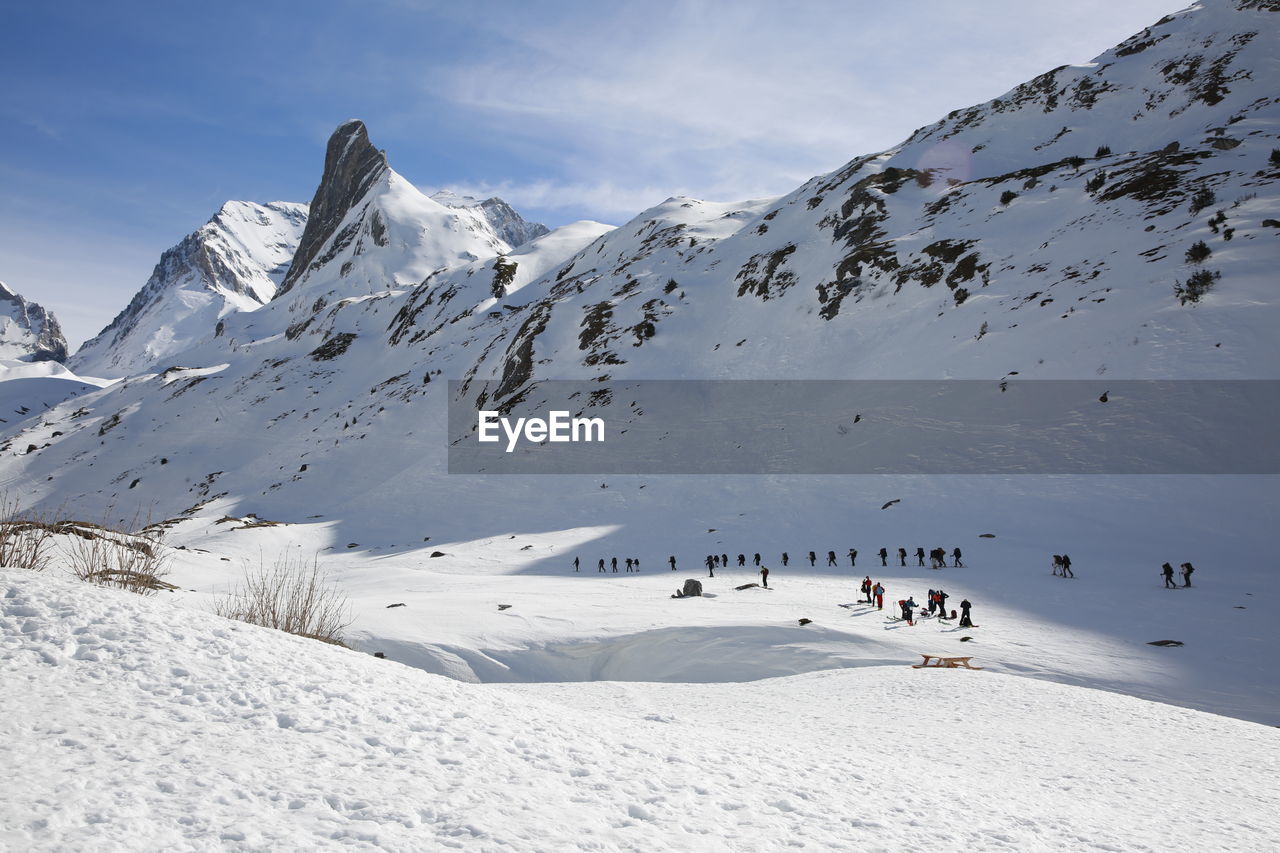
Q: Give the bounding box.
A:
[2,569,1278,852]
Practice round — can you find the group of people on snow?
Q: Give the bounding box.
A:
[574,556,646,572]
[1161,561,1195,588]
[1051,554,1074,577]
[857,576,975,629]
[875,546,962,568]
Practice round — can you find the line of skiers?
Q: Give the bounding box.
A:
[574,557,646,572]
[1162,561,1195,588]
[875,546,963,568]
[581,547,967,575]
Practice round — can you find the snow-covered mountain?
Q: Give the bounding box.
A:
[431,189,551,248]
[269,120,522,325]
[69,201,308,379]
[0,0,1276,733]
[0,280,67,363]
[7,0,1277,519]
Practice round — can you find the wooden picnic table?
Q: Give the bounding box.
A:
[912,653,983,670]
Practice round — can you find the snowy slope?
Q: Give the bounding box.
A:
[4,568,1277,852]
[69,201,308,379]
[0,280,66,363]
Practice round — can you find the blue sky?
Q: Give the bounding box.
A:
[1,0,1183,349]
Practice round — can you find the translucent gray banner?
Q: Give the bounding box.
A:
[447,380,1280,474]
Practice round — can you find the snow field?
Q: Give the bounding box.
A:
[3,568,1278,852]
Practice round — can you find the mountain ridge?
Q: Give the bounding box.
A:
[0,280,67,363]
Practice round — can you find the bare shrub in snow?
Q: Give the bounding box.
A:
[65,513,174,595]
[216,554,351,645]
[0,495,60,572]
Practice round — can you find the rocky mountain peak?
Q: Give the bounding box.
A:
[278,120,389,297]
[0,280,68,363]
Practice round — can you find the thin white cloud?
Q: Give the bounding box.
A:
[416,0,1186,216]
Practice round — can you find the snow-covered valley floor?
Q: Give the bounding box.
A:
[4,539,1279,851]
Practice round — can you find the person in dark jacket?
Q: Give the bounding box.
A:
[706,555,715,576]
[959,599,973,627]
[915,547,926,567]
[782,552,790,567]
[809,551,817,567]
[1061,554,1073,578]
[1180,562,1195,587]
[669,555,677,571]
[861,576,873,603]
[721,554,728,569]
[598,558,606,572]
[760,566,770,588]
[952,548,963,568]
[612,557,618,572]
[754,553,761,566]
[900,597,917,626]
[879,547,888,567]
[625,558,634,572]
[898,547,907,567]
[937,589,949,618]
[848,548,858,567]
[574,556,580,572]
[1162,562,1177,588]
[926,589,937,614]
[827,550,838,567]
[737,554,746,567]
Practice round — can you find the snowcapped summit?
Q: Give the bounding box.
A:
[0,280,68,363]
[276,120,389,299]
[269,120,518,325]
[69,201,307,379]
[431,190,551,248]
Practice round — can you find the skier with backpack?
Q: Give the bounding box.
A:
[898,547,907,567]
[1180,562,1194,587]
[1162,562,1177,589]
[873,582,885,610]
[848,548,858,567]
[827,550,838,567]
[915,547,926,567]
[952,548,963,568]
[861,576,873,603]
[782,552,790,567]
[879,547,888,567]
[808,551,817,567]
[1060,554,1073,578]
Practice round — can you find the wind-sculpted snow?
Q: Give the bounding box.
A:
[4,569,1278,851]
